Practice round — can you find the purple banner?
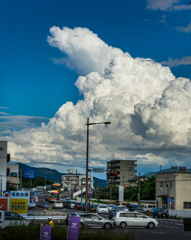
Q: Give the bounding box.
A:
[67,216,81,240]
[41,225,51,240]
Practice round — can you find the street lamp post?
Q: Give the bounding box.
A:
[85,118,111,213]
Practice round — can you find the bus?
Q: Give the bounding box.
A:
[46,191,59,203]
[51,183,61,193]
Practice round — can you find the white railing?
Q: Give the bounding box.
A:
[169,209,191,218]
[73,188,86,199]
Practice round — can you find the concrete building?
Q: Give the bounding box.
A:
[107,159,137,186]
[7,164,20,189]
[61,174,94,190]
[156,167,191,211]
[0,141,8,192]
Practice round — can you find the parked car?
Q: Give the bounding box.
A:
[113,211,158,229]
[129,204,143,213]
[5,212,26,220]
[53,200,64,209]
[74,201,82,210]
[80,202,91,211]
[143,204,155,213]
[68,200,76,209]
[77,213,114,229]
[112,205,128,212]
[107,204,116,211]
[153,208,169,219]
[96,205,108,214]
[62,200,67,208]
[65,198,71,201]
[90,203,98,212]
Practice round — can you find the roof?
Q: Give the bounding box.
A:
[128,176,147,182]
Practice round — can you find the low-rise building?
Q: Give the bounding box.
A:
[61,174,94,190]
[156,167,191,211]
[128,175,148,187]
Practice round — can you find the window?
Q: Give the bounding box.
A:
[136,214,144,218]
[170,181,173,187]
[184,202,191,209]
[125,213,135,218]
[91,215,100,220]
[129,162,133,165]
[160,182,164,187]
[119,213,125,217]
[129,172,133,176]
[129,167,133,170]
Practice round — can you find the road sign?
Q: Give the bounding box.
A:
[169,198,173,202]
[88,187,92,193]
[88,193,92,198]
[24,167,35,179]
[93,168,105,173]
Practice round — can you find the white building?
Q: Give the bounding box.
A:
[61,174,94,189]
[0,141,7,192]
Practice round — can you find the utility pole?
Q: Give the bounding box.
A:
[166,176,169,213]
[138,173,141,204]
[81,178,83,202]
[110,186,112,203]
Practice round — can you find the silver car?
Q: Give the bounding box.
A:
[96,205,108,214]
[76,213,114,230]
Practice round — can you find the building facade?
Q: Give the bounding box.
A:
[7,164,20,189]
[156,167,191,211]
[0,141,7,192]
[107,159,137,186]
[61,174,94,190]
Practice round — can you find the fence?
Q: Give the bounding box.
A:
[169,209,191,218]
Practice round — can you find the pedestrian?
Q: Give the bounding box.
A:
[48,217,54,228]
[152,207,158,218]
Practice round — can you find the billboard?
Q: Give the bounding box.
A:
[24,167,35,179]
[9,198,27,215]
[0,198,8,211]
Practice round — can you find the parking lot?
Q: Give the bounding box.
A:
[36,192,191,240]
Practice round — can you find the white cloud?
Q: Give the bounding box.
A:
[161,56,191,67]
[2,26,191,171]
[146,0,191,11]
[47,26,123,75]
[176,22,191,33]
[146,0,179,11]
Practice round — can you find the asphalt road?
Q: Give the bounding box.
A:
[34,191,191,240]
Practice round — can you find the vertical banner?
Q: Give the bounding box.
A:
[119,186,124,203]
[41,225,51,240]
[67,216,81,240]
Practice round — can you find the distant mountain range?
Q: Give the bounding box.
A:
[17,163,107,188]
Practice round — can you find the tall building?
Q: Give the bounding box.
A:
[107,159,137,186]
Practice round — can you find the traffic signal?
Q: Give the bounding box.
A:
[114,173,118,179]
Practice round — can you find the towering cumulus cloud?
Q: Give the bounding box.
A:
[5,27,191,169]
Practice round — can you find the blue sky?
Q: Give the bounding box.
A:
[1,0,191,179]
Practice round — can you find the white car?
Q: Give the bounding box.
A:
[96,205,109,214]
[107,204,116,211]
[143,204,155,213]
[113,211,158,229]
[53,200,63,209]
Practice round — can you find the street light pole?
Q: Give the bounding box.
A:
[85,118,89,213]
[85,118,111,213]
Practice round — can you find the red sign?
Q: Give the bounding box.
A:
[0,198,8,211]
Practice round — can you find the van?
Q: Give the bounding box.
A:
[143,204,155,213]
[129,204,143,213]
